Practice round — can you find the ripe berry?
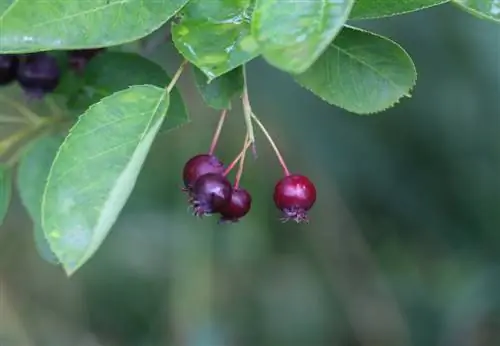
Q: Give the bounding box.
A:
[0,54,19,85]
[68,48,104,72]
[218,188,252,223]
[17,53,61,97]
[191,173,232,216]
[273,174,316,223]
[182,154,225,190]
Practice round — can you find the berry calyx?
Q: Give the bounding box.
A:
[182,154,225,190]
[0,54,19,86]
[68,48,104,72]
[191,173,232,216]
[17,53,61,97]
[273,174,316,223]
[218,188,252,223]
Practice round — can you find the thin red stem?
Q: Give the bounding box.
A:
[209,109,227,155]
[223,138,251,177]
[250,112,290,176]
[234,134,249,189]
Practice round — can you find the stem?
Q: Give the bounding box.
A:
[0,114,29,124]
[223,139,252,177]
[0,93,41,125]
[0,126,38,158]
[208,109,227,155]
[234,134,249,189]
[166,60,187,93]
[241,66,256,154]
[45,95,63,119]
[250,112,290,176]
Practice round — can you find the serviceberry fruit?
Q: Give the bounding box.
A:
[17,53,61,97]
[68,48,104,72]
[273,174,316,223]
[182,154,225,190]
[218,188,252,223]
[191,173,232,216]
[0,54,19,85]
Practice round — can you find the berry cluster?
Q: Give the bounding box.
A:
[182,110,316,224]
[0,49,103,98]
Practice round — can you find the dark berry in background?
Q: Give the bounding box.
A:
[191,173,232,216]
[17,53,61,98]
[68,48,104,72]
[0,54,19,86]
[274,174,316,223]
[183,154,225,190]
[219,188,252,223]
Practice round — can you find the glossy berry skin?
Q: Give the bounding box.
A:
[17,53,60,97]
[68,48,104,72]
[218,188,252,223]
[191,173,232,216]
[182,154,225,190]
[0,54,19,85]
[273,174,316,223]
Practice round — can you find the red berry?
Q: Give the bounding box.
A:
[0,54,19,86]
[191,173,232,216]
[182,154,225,190]
[273,174,316,223]
[218,188,252,223]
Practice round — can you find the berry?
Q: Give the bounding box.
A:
[273,174,316,223]
[0,54,19,86]
[182,154,225,190]
[218,188,252,223]
[17,53,60,97]
[68,48,104,72]
[190,173,232,216]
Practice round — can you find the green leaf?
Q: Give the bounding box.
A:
[34,224,59,265]
[41,85,170,275]
[453,0,500,22]
[251,0,354,73]
[0,0,189,53]
[350,0,449,19]
[172,0,259,81]
[67,51,188,132]
[294,26,416,115]
[17,135,64,265]
[0,164,12,226]
[193,66,244,110]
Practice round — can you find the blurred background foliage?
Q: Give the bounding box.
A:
[1,4,500,346]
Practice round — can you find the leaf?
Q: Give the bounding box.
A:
[294,26,417,115]
[17,135,64,265]
[452,0,500,22]
[172,0,259,81]
[0,164,12,226]
[67,51,188,132]
[350,0,449,19]
[251,0,354,74]
[0,0,189,53]
[41,85,170,275]
[193,65,244,110]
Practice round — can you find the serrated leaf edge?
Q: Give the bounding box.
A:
[350,0,450,20]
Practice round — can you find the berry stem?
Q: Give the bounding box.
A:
[166,60,187,93]
[208,109,227,155]
[241,66,256,156]
[250,112,290,176]
[223,138,252,177]
[234,134,249,189]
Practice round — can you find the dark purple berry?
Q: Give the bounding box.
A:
[273,174,316,223]
[17,53,60,97]
[68,48,104,72]
[218,188,252,223]
[182,154,225,190]
[0,54,19,85]
[191,173,232,216]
